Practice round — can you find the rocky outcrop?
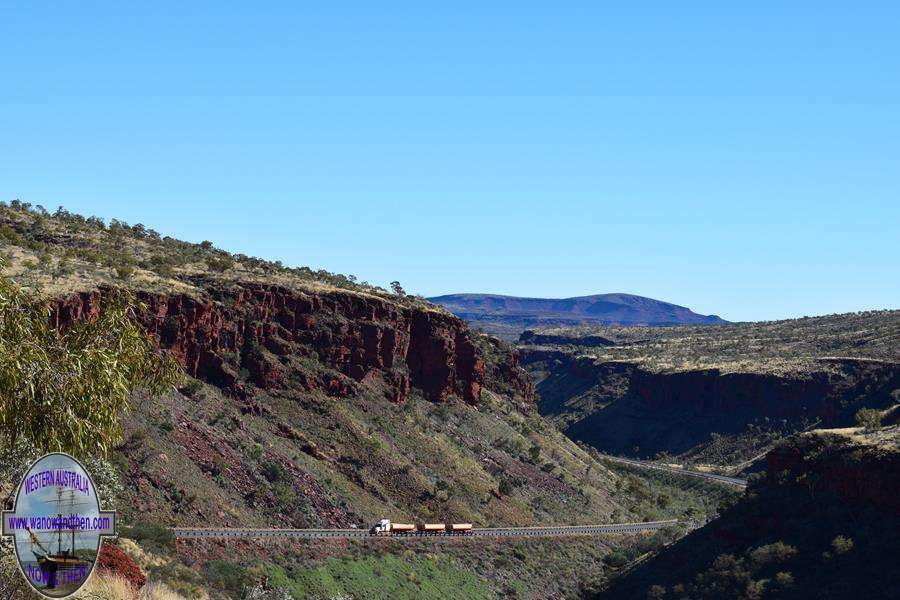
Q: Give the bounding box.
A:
[766,432,900,515]
[51,283,534,406]
[479,335,535,406]
[596,430,900,599]
[520,330,614,347]
[629,368,832,420]
[522,349,900,458]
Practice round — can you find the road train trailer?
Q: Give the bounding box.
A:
[370,519,474,535]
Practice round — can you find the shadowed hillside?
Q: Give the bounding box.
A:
[520,313,900,466]
[595,427,900,599]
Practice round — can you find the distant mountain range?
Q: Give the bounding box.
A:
[428,293,727,340]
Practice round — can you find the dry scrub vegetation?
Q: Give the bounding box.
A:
[0,201,435,310]
[73,574,185,600]
[523,310,900,375]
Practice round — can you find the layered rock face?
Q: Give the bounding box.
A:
[51,283,534,405]
[476,334,535,410]
[519,330,615,347]
[522,349,899,458]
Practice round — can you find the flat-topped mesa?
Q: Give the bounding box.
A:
[50,283,534,406]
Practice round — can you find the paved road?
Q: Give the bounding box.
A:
[601,455,748,488]
[172,520,679,540]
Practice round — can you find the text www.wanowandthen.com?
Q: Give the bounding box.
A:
[7,514,111,532]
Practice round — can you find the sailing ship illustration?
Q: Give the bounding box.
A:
[24,488,91,591]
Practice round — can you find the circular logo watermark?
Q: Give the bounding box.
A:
[2,453,117,598]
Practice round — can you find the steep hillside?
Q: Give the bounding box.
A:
[595,427,900,599]
[520,313,900,465]
[70,281,622,531]
[0,202,665,598]
[428,293,726,340]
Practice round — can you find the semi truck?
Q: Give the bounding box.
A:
[370,519,473,535]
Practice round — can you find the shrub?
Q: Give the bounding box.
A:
[114,263,135,279]
[262,460,288,483]
[206,255,234,272]
[249,443,264,460]
[831,535,854,555]
[120,521,175,550]
[272,482,314,527]
[96,542,147,590]
[56,257,74,275]
[775,571,794,588]
[181,378,204,397]
[855,408,882,431]
[604,550,629,568]
[209,458,228,477]
[748,541,797,565]
[0,224,23,244]
[202,560,249,594]
[647,585,667,599]
[148,254,176,277]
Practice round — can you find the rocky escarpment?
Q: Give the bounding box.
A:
[765,431,900,515]
[522,349,900,459]
[596,429,900,599]
[473,334,535,409]
[519,330,615,347]
[51,282,534,406]
[44,281,629,537]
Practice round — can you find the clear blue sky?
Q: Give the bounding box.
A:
[2,3,897,321]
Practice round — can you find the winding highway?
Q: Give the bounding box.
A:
[172,520,679,540]
[169,458,739,543]
[170,455,741,542]
[600,455,748,488]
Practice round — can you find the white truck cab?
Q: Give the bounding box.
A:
[371,519,391,534]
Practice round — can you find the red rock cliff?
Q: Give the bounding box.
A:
[51,283,534,406]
